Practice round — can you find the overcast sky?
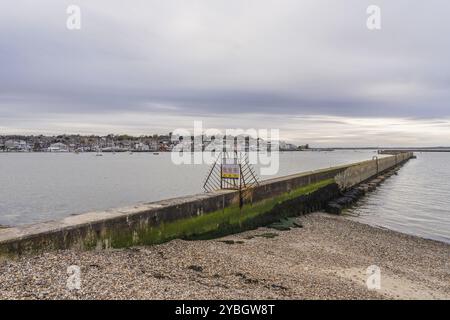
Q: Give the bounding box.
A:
[1,0,449,146]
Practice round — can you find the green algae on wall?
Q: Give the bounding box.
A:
[96,178,336,248]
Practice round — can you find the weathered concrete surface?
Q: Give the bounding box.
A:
[334,152,412,190]
[0,153,413,256]
[326,163,408,214]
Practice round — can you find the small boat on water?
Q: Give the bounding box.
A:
[153,152,159,155]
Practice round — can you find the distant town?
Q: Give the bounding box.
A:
[0,134,309,153]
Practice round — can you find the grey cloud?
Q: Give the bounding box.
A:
[0,0,450,145]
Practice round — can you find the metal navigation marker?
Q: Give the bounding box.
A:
[203,151,259,196]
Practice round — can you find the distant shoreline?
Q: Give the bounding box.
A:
[2,148,450,153]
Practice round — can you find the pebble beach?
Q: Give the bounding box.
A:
[0,213,449,300]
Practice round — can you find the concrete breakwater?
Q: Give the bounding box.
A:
[0,153,413,257]
[326,166,405,215]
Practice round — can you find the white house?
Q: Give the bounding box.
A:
[135,142,150,151]
[48,142,69,152]
[4,140,30,152]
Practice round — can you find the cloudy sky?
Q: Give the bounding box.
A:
[1,0,449,146]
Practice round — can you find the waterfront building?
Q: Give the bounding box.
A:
[48,142,69,152]
[134,142,150,151]
[4,140,31,152]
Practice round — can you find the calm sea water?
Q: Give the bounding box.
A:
[1,151,449,244]
[0,150,378,226]
[347,153,450,244]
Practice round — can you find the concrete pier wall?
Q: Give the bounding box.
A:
[0,153,413,256]
[334,152,411,190]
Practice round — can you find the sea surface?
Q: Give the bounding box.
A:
[347,152,450,244]
[1,151,449,244]
[0,150,378,226]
